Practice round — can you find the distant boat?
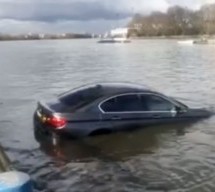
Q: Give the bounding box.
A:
[178,37,211,45]
[98,28,131,43]
[177,40,194,45]
[193,38,208,44]
[98,37,131,43]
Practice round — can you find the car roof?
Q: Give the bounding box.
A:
[59,82,155,99]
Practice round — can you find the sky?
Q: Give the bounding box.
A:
[0,0,214,34]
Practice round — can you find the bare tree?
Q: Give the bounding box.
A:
[128,3,215,36]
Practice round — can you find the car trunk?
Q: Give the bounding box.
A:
[37,100,101,123]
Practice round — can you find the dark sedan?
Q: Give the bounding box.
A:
[33,82,212,138]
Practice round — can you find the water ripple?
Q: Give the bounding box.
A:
[0,39,215,191]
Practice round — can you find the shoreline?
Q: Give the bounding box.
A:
[130,35,215,40]
[0,35,214,42]
[0,37,94,42]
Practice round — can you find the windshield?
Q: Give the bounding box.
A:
[170,97,188,110]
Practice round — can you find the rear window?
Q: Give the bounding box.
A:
[59,85,103,110]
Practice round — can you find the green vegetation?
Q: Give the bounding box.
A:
[128,4,215,37]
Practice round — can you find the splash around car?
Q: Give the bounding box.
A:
[33,82,212,139]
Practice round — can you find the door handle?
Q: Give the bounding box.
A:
[152,114,160,118]
[111,116,121,120]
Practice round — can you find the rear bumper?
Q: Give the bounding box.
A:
[33,112,87,139]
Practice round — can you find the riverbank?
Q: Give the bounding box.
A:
[130,35,215,40]
[0,33,95,41]
[0,144,11,172]
[0,144,33,191]
[1,34,215,42]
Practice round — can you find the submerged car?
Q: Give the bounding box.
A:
[33,82,212,138]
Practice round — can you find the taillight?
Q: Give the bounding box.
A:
[47,115,67,129]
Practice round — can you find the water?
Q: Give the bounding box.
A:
[0,39,215,191]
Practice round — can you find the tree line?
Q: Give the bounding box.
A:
[128,4,215,36]
[0,33,93,41]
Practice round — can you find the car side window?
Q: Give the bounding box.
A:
[140,94,175,111]
[100,97,117,112]
[101,94,142,112]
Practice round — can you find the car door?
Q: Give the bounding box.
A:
[99,94,149,131]
[138,93,179,125]
[99,93,179,131]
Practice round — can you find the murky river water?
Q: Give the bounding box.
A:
[1,39,215,191]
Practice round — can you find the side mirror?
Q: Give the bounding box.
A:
[170,106,185,117]
[175,106,186,114]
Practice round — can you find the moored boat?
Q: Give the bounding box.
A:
[98,28,131,43]
[193,38,208,44]
[177,40,194,45]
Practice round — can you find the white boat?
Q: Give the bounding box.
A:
[178,37,213,45]
[193,38,208,44]
[98,37,131,43]
[177,40,194,45]
[98,28,131,43]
